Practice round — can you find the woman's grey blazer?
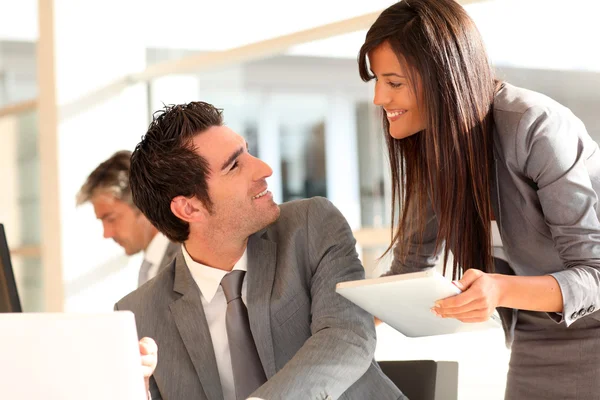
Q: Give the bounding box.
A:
[389,83,600,346]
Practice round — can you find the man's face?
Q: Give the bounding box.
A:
[91,193,154,255]
[193,125,280,238]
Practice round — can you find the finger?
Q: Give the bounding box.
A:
[436,288,481,309]
[139,337,158,379]
[456,316,492,323]
[435,306,488,319]
[141,355,157,378]
[436,298,487,316]
[374,317,383,327]
[453,269,482,291]
[141,364,154,377]
[139,337,157,351]
[139,337,157,355]
[140,353,157,367]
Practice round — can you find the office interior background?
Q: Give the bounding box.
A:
[1,0,599,398]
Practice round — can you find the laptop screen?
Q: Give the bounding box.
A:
[0,224,23,312]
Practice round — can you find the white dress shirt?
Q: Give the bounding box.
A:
[182,244,248,400]
[144,232,172,280]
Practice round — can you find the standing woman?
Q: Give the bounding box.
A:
[359,0,600,398]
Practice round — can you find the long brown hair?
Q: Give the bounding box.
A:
[358,0,498,278]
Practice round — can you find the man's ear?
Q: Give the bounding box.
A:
[170,196,207,223]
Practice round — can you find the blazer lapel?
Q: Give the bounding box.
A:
[491,140,503,230]
[169,252,224,400]
[246,231,278,378]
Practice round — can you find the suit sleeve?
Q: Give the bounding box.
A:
[386,196,442,276]
[517,105,600,326]
[250,197,377,400]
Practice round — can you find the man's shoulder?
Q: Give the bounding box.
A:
[271,196,339,231]
[264,196,350,246]
[278,196,336,219]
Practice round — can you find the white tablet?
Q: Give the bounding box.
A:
[0,311,147,400]
[336,269,501,337]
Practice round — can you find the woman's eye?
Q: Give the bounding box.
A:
[388,82,402,89]
[230,161,238,170]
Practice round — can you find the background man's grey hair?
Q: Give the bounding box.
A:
[76,150,134,206]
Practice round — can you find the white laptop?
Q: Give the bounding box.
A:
[336,269,501,337]
[0,311,147,400]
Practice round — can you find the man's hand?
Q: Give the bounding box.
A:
[432,269,502,322]
[139,337,158,396]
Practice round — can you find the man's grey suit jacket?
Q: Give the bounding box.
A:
[116,197,405,400]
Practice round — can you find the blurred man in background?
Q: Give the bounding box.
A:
[77,150,179,287]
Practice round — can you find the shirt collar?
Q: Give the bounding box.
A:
[181,244,248,303]
[143,232,171,267]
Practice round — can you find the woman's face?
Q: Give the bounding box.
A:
[368,41,427,139]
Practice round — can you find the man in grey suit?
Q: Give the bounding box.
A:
[77,151,179,286]
[116,102,405,400]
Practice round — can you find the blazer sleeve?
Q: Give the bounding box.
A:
[250,197,377,400]
[517,104,600,326]
[386,196,442,276]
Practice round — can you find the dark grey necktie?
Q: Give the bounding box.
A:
[220,270,267,399]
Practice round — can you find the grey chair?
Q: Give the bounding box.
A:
[379,360,459,400]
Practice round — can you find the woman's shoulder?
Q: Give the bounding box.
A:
[493,82,567,116]
[493,82,576,134]
[492,83,585,163]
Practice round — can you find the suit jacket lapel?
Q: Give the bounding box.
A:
[169,251,224,400]
[246,231,278,378]
[491,139,503,230]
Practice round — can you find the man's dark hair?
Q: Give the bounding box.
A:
[129,102,223,242]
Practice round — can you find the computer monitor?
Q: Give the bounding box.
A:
[0,224,22,312]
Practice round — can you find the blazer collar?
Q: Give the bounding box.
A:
[491,127,502,227]
[162,242,180,264]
